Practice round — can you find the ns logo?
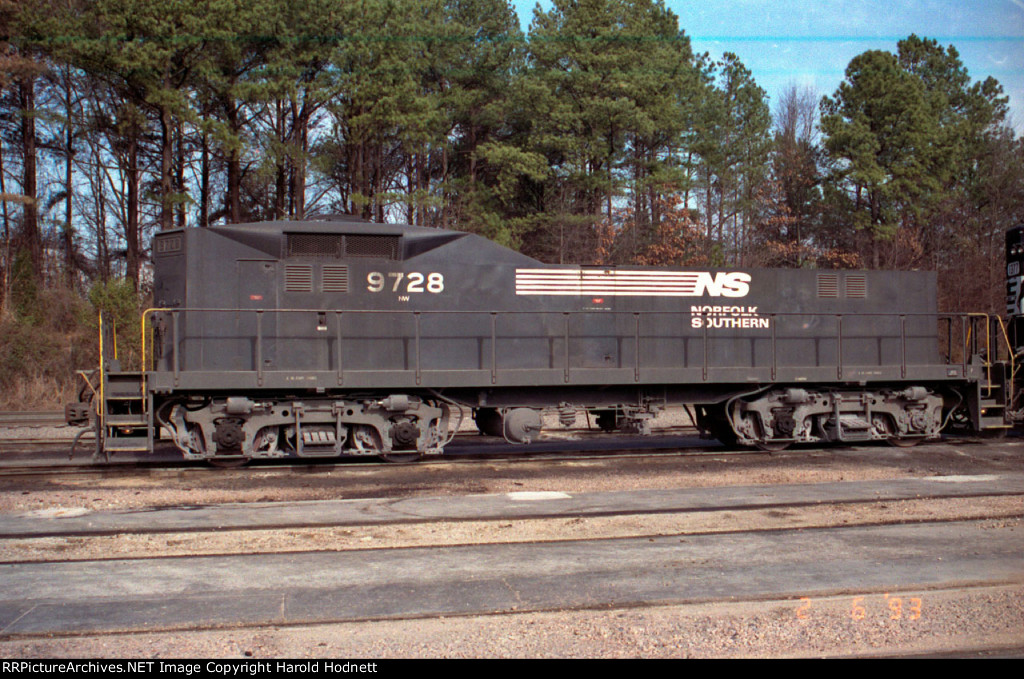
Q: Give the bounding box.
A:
[696,272,751,298]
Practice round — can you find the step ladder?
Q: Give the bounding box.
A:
[97,369,153,459]
[92,312,154,460]
[977,360,1012,433]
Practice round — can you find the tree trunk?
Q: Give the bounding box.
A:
[1,133,10,314]
[19,77,40,284]
[64,94,74,288]
[275,100,287,220]
[289,99,308,220]
[200,124,210,227]
[226,106,242,224]
[126,128,141,287]
[159,106,173,230]
[175,119,186,229]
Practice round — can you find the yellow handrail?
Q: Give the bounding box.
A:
[965,313,1017,406]
[97,311,104,428]
[994,315,1017,410]
[140,308,174,416]
[966,313,991,363]
[140,308,172,373]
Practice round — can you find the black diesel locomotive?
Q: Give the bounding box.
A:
[70,216,1021,463]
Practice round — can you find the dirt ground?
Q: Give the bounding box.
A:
[1,422,1022,658]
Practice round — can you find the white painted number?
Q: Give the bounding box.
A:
[427,272,444,293]
[367,271,384,292]
[407,272,424,292]
[367,271,444,294]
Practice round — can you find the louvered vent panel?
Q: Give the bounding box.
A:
[322,265,349,293]
[817,273,839,298]
[845,274,867,298]
[284,265,314,292]
[287,234,342,258]
[345,235,399,259]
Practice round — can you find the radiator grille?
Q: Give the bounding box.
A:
[286,233,400,260]
[817,273,839,298]
[284,264,314,292]
[322,265,349,293]
[845,274,867,298]
[345,235,399,259]
[287,234,342,258]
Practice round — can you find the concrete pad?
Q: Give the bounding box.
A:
[2,473,1023,538]
[1,519,1021,637]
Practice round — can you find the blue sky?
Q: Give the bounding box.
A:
[511,0,1024,130]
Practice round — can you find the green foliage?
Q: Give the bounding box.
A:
[0,316,67,387]
[819,35,1012,274]
[88,278,142,328]
[87,278,145,369]
[0,286,95,409]
[759,85,824,267]
[691,52,772,262]
[520,0,706,262]
[821,49,936,219]
[8,250,39,323]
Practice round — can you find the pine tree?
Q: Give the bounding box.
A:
[522,0,701,263]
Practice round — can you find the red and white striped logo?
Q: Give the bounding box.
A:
[515,269,751,298]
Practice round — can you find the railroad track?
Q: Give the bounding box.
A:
[0,426,1010,480]
[0,411,66,428]
[0,440,748,480]
[4,470,1023,545]
[1,454,1022,656]
[0,424,703,471]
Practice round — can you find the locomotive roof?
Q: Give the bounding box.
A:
[163,218,542,265]
[155,219,935,275]
[208,216,437,236]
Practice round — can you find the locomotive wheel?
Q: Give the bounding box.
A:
[474,408,503,437]
[379,453,423,463]
[253,426,280,454]
[594,410,619,433]
[755,440,790,452]
[947,407,972,433]
[887,436,922,448]
[710,425,738,446]
[694,405,739,446]
[208,456,249,468]
[870,413,923,447]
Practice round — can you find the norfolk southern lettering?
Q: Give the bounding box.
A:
[690,305,769,329]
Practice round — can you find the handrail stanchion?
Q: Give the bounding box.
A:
[836,314,843,380]
[962,315,968,377]
[900,314,907,379]
[702,311,708,381]
[634,313,640,382]
[256,310,263,387]
[490,312,497,385]
[414,311,422,385]
[336,311,344,386]
[563,312,571,383]
[172,310,180,387]
[946,316,953,364]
